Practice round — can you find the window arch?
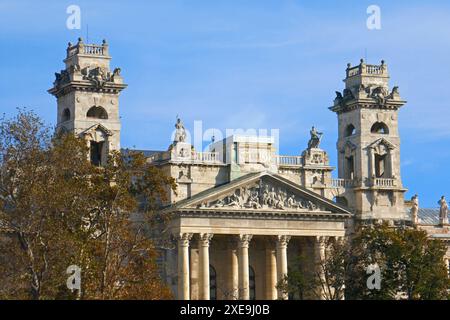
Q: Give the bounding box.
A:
[371,122,389,134]
[210,265,217,300]
[62,108,71,122]
[249,266,256,300]
[345,124,356,137]
[87,106,108,119]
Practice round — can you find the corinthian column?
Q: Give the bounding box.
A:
[176,233,193,300]
[276,235,291,300]
[199,233,213,300]
[227,239,239,300]
[238,234,253,300]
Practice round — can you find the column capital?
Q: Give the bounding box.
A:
[238,234,253,248]
[176,233,193,246]
[199,233,214,247]
[315,235,327,244]
[276,235,291,249]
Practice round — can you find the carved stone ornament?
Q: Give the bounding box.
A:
[238,234,253,248]
[199,233,214,247]
[197,180,325,212]
[176,233,193,246]
[277,235,291,248]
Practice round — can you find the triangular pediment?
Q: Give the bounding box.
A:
[171,172,351,215]
[367,138,396,150]
[80,123,113,137]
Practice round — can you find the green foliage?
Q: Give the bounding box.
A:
[346,224,450,300]
[282,224,449,300]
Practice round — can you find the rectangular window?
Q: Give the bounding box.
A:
[90,141,103,166]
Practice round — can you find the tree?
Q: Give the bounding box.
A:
[279,238,347,300]
[0,109,176,299]
[346,223,450,300]
[280,224,449,300]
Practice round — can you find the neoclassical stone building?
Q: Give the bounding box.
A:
[49,39,449,300]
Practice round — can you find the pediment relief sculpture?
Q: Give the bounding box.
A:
[196,180,325,212]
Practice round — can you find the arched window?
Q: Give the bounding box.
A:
[371,122,389,134]
[87,106,108,119]
[249,266,256,300]
[210,265,217,300]
[62,108,71,122]
[345,124,356,137]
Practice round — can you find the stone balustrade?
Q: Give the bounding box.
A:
[67,38,109,58]
[82,44,106,55]
[331,178,356,188]
[373,178,396,188]
[346,60,387,78]
[273,155,303,166]
[193,152,220,163]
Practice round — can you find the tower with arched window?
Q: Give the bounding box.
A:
[48,38,127,166]
[330,59,407,222]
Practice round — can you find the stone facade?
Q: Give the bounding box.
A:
[48,38,127,166]
[49,41,450,300]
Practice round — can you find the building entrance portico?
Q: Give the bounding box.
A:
[164,172,352,300]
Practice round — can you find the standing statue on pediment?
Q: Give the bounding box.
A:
[308,126,323,149]
[262,185,270,206]
[275,189,286,210]
[438,196,448,225]
[268,187,277,207]
[174,117,187,143]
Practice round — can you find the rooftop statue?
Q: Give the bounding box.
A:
[410,194,419,225]
[174,117,187,143]
[438,196,448,225]
[307,126,323,149]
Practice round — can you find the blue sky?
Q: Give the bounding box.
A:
[0,0,449,207]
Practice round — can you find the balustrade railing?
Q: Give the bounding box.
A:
[373,178,396,187]
[331,179,356,188]
[274,155,303,166]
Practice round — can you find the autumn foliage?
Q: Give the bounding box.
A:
[0,109,176,299]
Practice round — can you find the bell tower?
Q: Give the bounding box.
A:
[330,59,407,222]
[48,38,127,165]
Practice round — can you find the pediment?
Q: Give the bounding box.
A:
[81,123,113,137]
[173,172,351,215]
[367,138,396,150]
